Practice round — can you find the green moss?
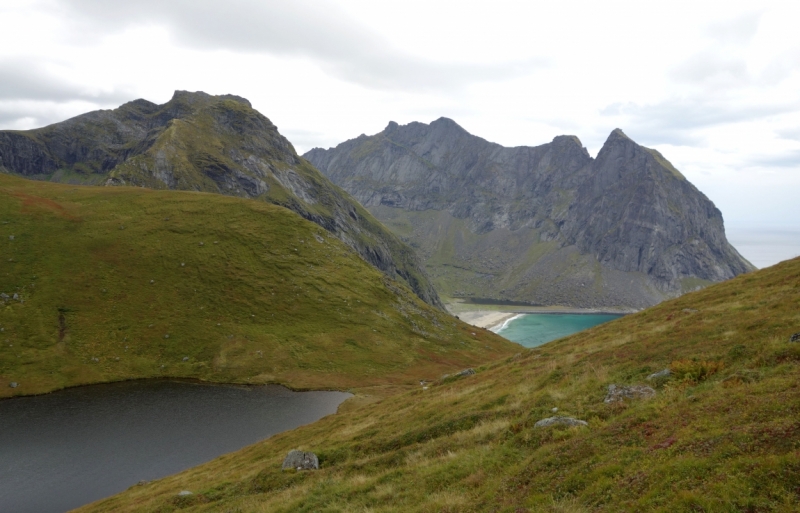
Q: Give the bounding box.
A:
[0,174,517,398]
[76,255,800,513]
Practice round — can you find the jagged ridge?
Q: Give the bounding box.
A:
[305,118,755,308]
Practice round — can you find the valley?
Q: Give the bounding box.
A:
[0,94,795,513]
[74,255,800,512]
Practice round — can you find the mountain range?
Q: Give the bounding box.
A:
[305,118,755,309]
[0,91,441,308]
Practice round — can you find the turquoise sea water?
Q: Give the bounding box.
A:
[494,313,623,348]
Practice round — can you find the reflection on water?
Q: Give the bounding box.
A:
[494,313,623,348]
[0,380,350,513]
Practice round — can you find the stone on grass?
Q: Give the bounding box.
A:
[177,490,193,496]
[281,450,319,470]
[790,332,800,343]
[9,382,18,388]
[457,368,476,377]
[534,416,588,429]
[182,356,189,362]
[647,368,671,381]
[604,384,656,403]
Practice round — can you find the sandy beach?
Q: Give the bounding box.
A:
[453,310,520,330]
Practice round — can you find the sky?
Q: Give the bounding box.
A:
[1,0,798,266]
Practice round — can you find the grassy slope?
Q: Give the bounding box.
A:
[0,173,517,398]
[80,256,800,512]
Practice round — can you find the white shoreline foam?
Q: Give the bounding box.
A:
[491,314,525,333]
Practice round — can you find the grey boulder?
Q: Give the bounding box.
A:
[281,450,319,470]
[647,368,672,381]
[604,384,656,403]
[534,416,588,429]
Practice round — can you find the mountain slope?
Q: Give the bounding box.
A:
[78,256,800,512]
[0,173,517,398]
[305,119,754,308]
[0,91,441,308]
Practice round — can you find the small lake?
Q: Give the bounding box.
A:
[493,313,623,347]
[0,380,351,513]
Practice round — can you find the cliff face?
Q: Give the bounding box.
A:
[0,92,442,308]
[305,119,755,308]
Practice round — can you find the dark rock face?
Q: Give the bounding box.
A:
[0,91,442,308]
[305,119,755,308]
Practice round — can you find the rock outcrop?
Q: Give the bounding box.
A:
[305,118,755,308]
[533,416,588,428]
[0,92,441,308]
[281,450,319,470]
[603,384,656,403]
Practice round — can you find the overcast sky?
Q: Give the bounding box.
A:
[1,0,798,265]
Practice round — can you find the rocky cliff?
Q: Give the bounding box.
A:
[305,118,755,308]
[0,92,442,308]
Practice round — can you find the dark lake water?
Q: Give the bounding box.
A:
[494,313,623,347]
[0,380,351,513]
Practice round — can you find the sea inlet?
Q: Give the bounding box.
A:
[493,313,624,347]
[0,380,350,513]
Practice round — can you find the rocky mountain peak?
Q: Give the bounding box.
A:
[0,94,444,308]
[607,127,632,142]
[306,120,755,309]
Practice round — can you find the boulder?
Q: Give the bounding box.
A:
[604,384,655,403]
[533,416,588,429]
[457,368,476,377]
[647,369,671,381]
[282,450,319,470]
[790,332,800,343]
[9,382,18,388]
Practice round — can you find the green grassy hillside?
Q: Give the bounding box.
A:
[80,256,799,512]
[0,173,517,398]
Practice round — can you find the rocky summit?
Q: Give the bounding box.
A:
[0,91,441,308]
[305,118,755,308]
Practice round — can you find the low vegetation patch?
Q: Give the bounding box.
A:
[0,174,517,397]
[75,255,800,511]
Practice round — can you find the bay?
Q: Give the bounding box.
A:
[494,313,623,348]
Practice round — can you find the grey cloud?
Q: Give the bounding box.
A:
[0,103,69,130]
[706,12,763,45]
[776,127,800,141]
[671,52,749,86]
[747,149,800,168]
[0,59,135,104]
[57,0,547,92]
[600,97,797,147]
[282,129,347,155]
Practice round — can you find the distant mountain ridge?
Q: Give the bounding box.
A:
[0,91,441,308]
[305,118,755,308]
